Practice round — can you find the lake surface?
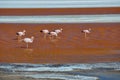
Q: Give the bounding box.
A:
[0,62,120,80]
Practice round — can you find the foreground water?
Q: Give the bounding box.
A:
[0,62,120,80]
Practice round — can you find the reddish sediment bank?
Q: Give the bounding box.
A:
[0,7,120,15]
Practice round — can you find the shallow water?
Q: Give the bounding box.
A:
[0,0,120,8]
[0,14,120,23]
[0,23,120,63]
[0,62,120,80]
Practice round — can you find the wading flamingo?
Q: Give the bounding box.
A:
[48,31,58,40]
[82,28,91,38]
[54,28,63,34]
[52,28,63,39]
[40,29,49,38]
[23,36,34,48]
[16,30,26,40]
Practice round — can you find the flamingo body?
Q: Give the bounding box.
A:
[16,30,26,36]
[23,38,33,43]
[40,29,49,34]
[82,28,91,38]
[54,28,63,34]
[49,31,58,37]
[82,30,90,33]
[40,29,49,38]
[23,36,34,48]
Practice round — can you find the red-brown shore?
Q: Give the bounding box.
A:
[0,7,120,15]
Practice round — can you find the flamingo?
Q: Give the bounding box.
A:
[51,28,63,39]
[54,28,63,34]
[23,36,34,48]
[16,30,26,40]
[82,28,91,38]
[40,29,49,38]
[48,31,58,40]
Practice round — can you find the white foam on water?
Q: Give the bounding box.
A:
[17,66,73,72]
[11,64,93,72]
[0,14,120,23]
[115,69,120,71]
[12,63,120,72]
[0,62,120,72]
[0,0,120,8]
[1,62,119,80]
[0,65,13,69]
[25,73,99,80]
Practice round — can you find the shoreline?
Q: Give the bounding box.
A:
[0,7,120,15]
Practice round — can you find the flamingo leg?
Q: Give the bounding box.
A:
[85,32,87,39]
[51,36,53,40]
[17,36,21,42]
[48,35,51,40]
[52,36,55,39]
[55,36,58,39]
[17,36,20,40]
[50,35,53,40]
[44,34,47,39]
[19,36,21,40]
[27,43,28,48]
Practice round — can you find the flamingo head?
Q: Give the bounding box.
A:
[23,30,26,33]
[60,28,63,32]
[60,28,63,30]
[40,30,43,33]
[31,36,34,40]
[89,28,91,31]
